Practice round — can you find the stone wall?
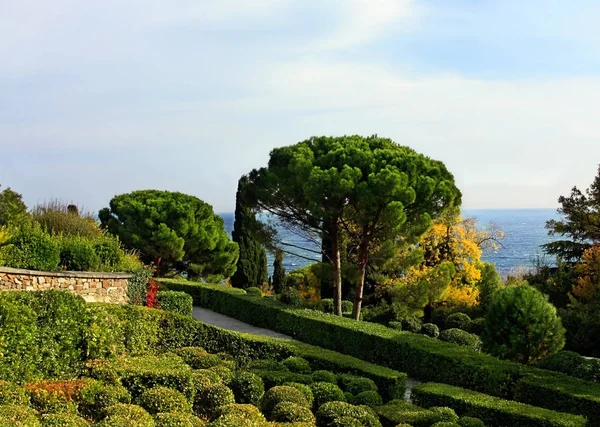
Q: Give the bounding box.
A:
[0,266,130,304]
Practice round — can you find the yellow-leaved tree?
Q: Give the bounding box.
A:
[571,245,600,307]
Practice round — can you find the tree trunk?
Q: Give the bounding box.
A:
[352,238,369,320]
[154,257,162,277]
[331,222,343,316]
[321,220,334,299]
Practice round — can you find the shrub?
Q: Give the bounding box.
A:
[316,299,334,313]
[0,405,41,426]
[40,414,89,426]
[247,359,288,372]
[352,390,382,408]
[78,382,131,421]
[230,371,264,405]
[283,382,314,408]
[282,357,311,374]
[482,284,566,364]
[476,262,502,311]
[431,423,460,427]
[536,351,585,375]
[329,417,364,427]
[246,287,262,297]
[84,303,126,360]
[572,359,600,383]
[309,382,345,409]
[154,412,206,427]
[212,403,265,422]
[127,268,153,306]
[316,401,382,427]
[312,370,338,384]
[175,347,208,367]
[337,374,378,395]
[252,370,313,390]
[0,381,28,406]
[387,321,402,331]
[96,414,154,427]
[445,313,472,331]
[104,403,155,425]
[0,296,38,382]
[343,392,354,404]
[139,386,192,414]
[279,288,305,307]
[193,383,235,418]
[457,416,486,427]
[272,401,316,423]
[402,318,422,333]
[26,383,78,414]
[260,386,309,417]
[469,318,486,335]
[58,234,100,271]
[439,329,482,351]
[421,323,440,338]
[2,221,61,271]
[342,301,354,314]
[157,291,193,317]
[208,365,235,386]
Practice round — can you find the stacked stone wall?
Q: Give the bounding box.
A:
[0,266,130,304]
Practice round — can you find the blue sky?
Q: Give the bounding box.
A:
[1,0,599,213]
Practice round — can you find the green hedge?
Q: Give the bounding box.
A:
[157,290,193,317]
[157,278,600,420]
[411,382,587,427]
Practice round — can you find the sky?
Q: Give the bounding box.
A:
[1,0,599,213]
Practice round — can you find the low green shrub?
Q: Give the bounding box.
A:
[40,413,89,426]
[310,382,346,409]
[536,351,585,376]
[212,403,265,422]
[283,382,314,408]
[78,382,131,421]
[572,359,600,383]
[387,321,402,331]
[2,221,61,271]
[0,296,38,382]
[96,414,154,427]
[252,370,313,390]
[103,403,155,425]
[457,416,485,427]
[337,374,377,395]
[138,386,192,414]
[431,423,460,427]
[312,370,337,384]
[421,323,440,338]
[329,416,365,427]
[316,401,382,427]
[445,313,472,332]
[193,383,235,418]
[154,412,206,427]
[353,390,382,408]
[26,384,78,414]
[0,404,41,426]
[208,365,235,386]
[279,288,305,307]
[127,268,153,306]
[157,291,193,317]
[230,371,264,405]
[246,287,262,297]
[84,303,126,360]
[469,318,485,336]
[342,301,353,314]
[175,347,208,366]
[376,401,458,427]
[260,386,309,417]
[439,329,482,351]
[412,382,587,427]
[272,401,316,423]
[343,392,354,404]
[247,360,288,372]
[58,234,100,271]
[282,357,311,374]
[402,318,423,333]
[316,299,334,313]
[0,381,28,406]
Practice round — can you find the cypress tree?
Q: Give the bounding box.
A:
[231,177,268,289]
[272,249,286,293]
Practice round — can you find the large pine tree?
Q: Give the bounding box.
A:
[231,177,268,289]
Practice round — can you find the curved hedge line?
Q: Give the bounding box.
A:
[157,278,600,423]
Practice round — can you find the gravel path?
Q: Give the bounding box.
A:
[192,306,292,339]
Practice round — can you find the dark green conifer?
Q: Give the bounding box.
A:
[272,249,286,293]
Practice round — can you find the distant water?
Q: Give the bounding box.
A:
[219,209,559,278]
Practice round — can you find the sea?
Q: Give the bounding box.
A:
[219,209,560,279]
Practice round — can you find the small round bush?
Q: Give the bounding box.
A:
[402,318,422,333]
[430,407,459,423]
[537,350,585,375]
[255,371,313,390]
[283,382,314,408]
[482,283,566,363]
[260,385,309,417]
[279,288,305,307]
[154,412,206,427]
[310,382,346,409]
[247,359,289,372]
[445,313,472,331]
[272,401,316,423]
[213,403,265,421]
[105,403,153,418]
[343,392,354,404]
[421,323,440,338]
[573,359,600,383]
[316,298,334,313]
[79,383,132,420]
[337,374,378,395]
[388,321,402,331]
[341,301,354,314]
[139,386,192,414]
[312,370,337,384]
[27,388,77,414]
[194,383,235,418]
[157,290,193,317]
[431,423,461,427]
[246,287,262,297]
[0,381,28,406]
[96,415,153,427]
[316,401,382,427]
[40,413,89,427]
[329,416,364,427]
[191,354,223,370]
[230,371,264,405]
[0,405,41,426]
[208,365,235,386]
[352,391,382,408]
[439,328,482,351]
[282,357,311,374]
[176,347,211,368]
[458,416,486,427]
[194,369,222,385]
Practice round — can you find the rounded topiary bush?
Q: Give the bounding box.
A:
[388,321,402,331]
[283,382,314,408]
[537,350,585,375]
[247,359,288,372]
[79,383,132,420]
[272,401,316,423]
[279,288,305,307]
[341,301,354,314]
[352,390,382,408]
[482,283,566,363]
[245,287,262,297]
[194,383,235,418]
[312,370,338,384]
[430,407,459,423]
[402,318,422,333]
[0,405,41,426]
[458,416,486,427]
[208,365,235,386]
[469,317,486,335]
[445,313,472,331]
[421,323,440,338]
[0,381,28,406]
[27,388,77,414]
[439,328,482,351]
[337,374,377,395]
[176,347,209,367]
[96,415,153,427]
[105,403,153,418]
[316,298,334,313]
[139,386,192,414]
[40,413,89,427]
[260,385,309,417]
[212,403,265,422]
[194,369,222,385]
[431,423,461,427]
[282,357,311,374]
[343,392,354,404]
[310,382,346,409]
[154,412,206,427]
[230,371,264,405]
[157,291,193,317]
[329,416,364,427]
[573,359,600,383]
[316,401,382,427]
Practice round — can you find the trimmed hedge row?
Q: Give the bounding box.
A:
[93,303,407,401]
[157,279,600,422]
[411,382,587,427]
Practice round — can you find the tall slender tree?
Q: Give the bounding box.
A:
[272,249,286,293]
[231,177,268,289]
